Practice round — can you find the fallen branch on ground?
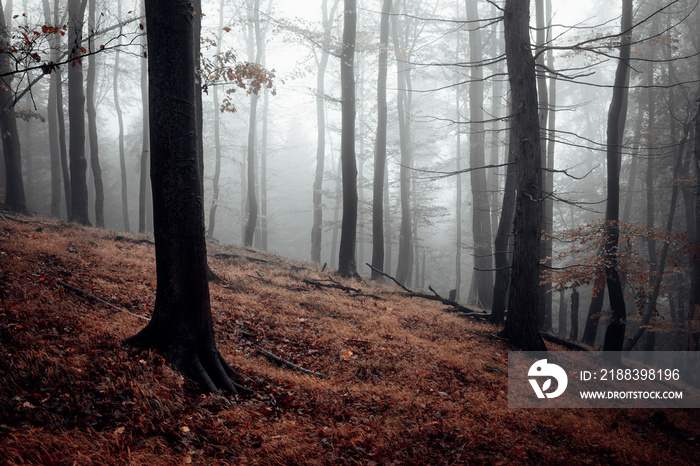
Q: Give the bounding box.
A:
[250,271,307,292]
[366,263,488,319]
[57,280,149,321]
[539,332,592,351]
[215,252,269,264]
[255,346,327,378]
[113,235,155,245]
[302,277,383,300]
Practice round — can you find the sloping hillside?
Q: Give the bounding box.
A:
[1,212,699,465]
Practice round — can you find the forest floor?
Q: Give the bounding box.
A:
[1,212,699,465]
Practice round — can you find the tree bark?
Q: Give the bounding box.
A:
[690,104,700,350]
[67,0,90,225]
[601,0,633,353]
[41,0,62,218]
[127,0,248,394]
[0,2,26,214]
[371,0,392,279]
[87,0,104,227]
[535,0,552,331]
[138,2,150,234]
[337,0,359,279]
[570,288,579,341]
[490,128,515,324]
[499,0,546,351]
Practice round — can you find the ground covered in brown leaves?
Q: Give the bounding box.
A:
[1,212,699,465]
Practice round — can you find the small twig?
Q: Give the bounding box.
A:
[57,280,149,321]
[255,346,327,378]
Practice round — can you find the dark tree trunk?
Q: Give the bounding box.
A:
[601,0,632,353]
[126,0,248,394]
[690,107,700,350]
[558,288,567,338]
[498,0,546,351]
[454,81,462,298]
[0,2,26,214]
[570,288,579,341]
[337,0,359,279]
[581,272,605,345]
[67,0,90,225]
[490,129,515,324]
[371,0,391,279]
[87,0,104,227]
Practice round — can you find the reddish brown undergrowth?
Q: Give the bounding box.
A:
[1,213,699,465]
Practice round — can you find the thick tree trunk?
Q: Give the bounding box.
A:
[87,0,104,227]
[127,0,248,394]
[690,108,700,350]
[454,84,462,298]
[337,0,359,279]
[67,0,90,225]
[499,0,546,350]
[0,3,26,214]
[601,0,633,353]
[371,0,391,279]
[558,288,567,338]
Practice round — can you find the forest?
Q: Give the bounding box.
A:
[1,0,700,463]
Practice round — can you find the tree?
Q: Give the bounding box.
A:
[112,0,129,231]
[207,0,225,239]
[0,1,26,214]
[138,2,151,234]
[370,0,392,279]
[126,0,249,394]
[67,0,90,225]
[601,0,632,352]
[498,0,546,351]
[337,0,359,279]
[691,101,700,350]
[86,0,104,227]
[243,0,262,247]
[311,0,340,263]
[392,0,413,286]
[466,0,493,309]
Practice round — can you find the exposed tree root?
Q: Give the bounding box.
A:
[539,332,592,351]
